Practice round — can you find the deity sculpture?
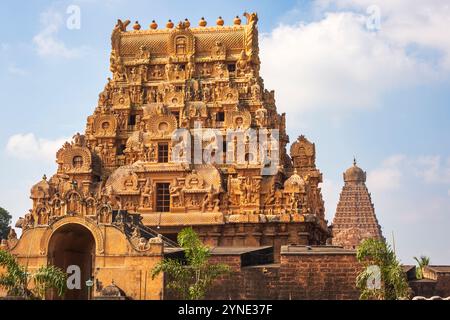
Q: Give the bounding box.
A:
[255,106,267,127]
[7,228,17,241]
[146,143,156,162]
[51,193,62,216]
[110,49,125,81]
[140,179,153,208]
[37,208,49,225]
[124,172,138,191]
[201,185,220,212]
[170,180,184,208]
[98,206,111,224]
[236,50,250,76]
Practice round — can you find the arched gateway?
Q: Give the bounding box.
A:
[48,223,95,300]
[1,215,165,300]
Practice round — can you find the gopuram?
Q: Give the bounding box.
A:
[1,14,389,300]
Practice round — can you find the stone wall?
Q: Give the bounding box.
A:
[434,274,450,297]
[204,246,361,300]
[409,280,437,297]
[422,266,450,297]
[206,255,245,300]
[164,246,450,300]
[278,248,360,300]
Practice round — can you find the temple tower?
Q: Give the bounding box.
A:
[331,159,383,249]
[3,14,330,272]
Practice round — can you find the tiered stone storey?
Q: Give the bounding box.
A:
[332,160,384,249]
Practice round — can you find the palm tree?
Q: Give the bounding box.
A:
[0,249,66,300]
[151,227,230,300]
[356,238,410,300]
[413,255,430,280]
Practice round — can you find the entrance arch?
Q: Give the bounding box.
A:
[48,223,95,300]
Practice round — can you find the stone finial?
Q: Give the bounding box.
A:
[150,20,158,30]
[133,21,141,30]
[216,16,224,26]
[343,160,366,183]
[166,19,174,29]
[199,17,207,27]
[234,15,242,25]
[184,18,191,28]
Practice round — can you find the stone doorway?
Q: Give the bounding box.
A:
[47,223,95,300]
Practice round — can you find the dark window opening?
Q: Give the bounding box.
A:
[117,144,126,155]
[223,141,227,153]
[129,114,136,126]
[158,143,169,163]
[227,64,236,72]
[216,112,225,122]
[156,183,170,212]
[245,153,254,162]
[161,233,178,243]
[179,64,186,71]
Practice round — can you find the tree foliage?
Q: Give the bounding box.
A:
[151,227,230,300]
[0,207,12,240]
[356,238,410,300]
[413,255,430,280]
[0,249,67,299]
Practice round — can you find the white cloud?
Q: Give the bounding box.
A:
[367,154,450,193]
[367,155,405,192]
[260,13,430,114]
[260,1,449,116]
[7,64,28,76]
[413,155,450,184]
[321,0,450,69]
[5,133,68,162]
[413,155,441,183]
[33,8,86,59]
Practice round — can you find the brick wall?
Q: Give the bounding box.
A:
[205,247,361,300]
[278,253,360,300]
[162,247,450,300]
[206,255,245,300]
[434,274,450,297]
[205,261,280,300]
[240,265,280,300]
[409,280,437,297]
[419,267,450,298]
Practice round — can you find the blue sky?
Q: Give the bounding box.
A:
[0,0,449,264]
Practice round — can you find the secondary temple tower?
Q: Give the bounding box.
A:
[332,159,384,249]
